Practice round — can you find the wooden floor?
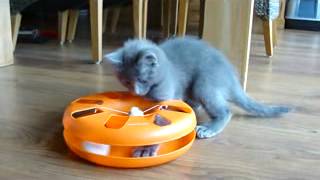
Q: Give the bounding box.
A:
[0,29,320,179]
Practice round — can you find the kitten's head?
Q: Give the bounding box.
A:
[105,39,165,96]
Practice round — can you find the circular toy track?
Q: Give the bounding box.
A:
[63,91,196,168]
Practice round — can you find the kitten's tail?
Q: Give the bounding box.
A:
[232,88,291,117]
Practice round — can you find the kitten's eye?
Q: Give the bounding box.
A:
[145,55,154,60]
[138,79,148,84]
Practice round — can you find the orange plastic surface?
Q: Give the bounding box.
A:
[62,91,197,168]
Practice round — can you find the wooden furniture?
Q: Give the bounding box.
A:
[9,0,38,50]
[132,0,148,39]
[67,9,80,42]
[202,0,254,90]
[277,0,287,29]
[61,8,121,44]
[58,10,70,45]
[10,0,83,46]
[262,20,276,56]
[177,0,189,36]
[255,0,281,57]
[175,0,254,90]
[162,0,178,37]
[3,0,148,65]
[11,13,22,50]
[89,0,148,63]
[89,0,103,63]
[66,6,129,43]
[161,0,189,38]
[0,0,14,67]
[59,9,81,44]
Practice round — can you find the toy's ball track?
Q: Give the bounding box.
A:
[63,92,196,168]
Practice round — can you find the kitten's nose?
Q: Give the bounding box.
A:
[134,86,143,95]
[134,83,146,96]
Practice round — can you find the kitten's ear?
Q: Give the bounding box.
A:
[104,49,123,66]
[141,51,158,67]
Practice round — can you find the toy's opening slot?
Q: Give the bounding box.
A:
[76,99,103,105]
[72,108,103,118]
[105,116,129,129]
[65,130,195,158]
[161,105,189,113]
[153,114,171,126]
[104,131,195,157]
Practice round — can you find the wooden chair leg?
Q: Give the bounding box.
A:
[58,10,69,45]
[142,0,148,38]
[263,19,273,57]
[172,0,179,35]
[161,0,164,27]
[198,0,205,38]
[11,13,22,51]
[89,0,103,63]
[133,0,143,39]
[67,9,79,43]
[272,20,278,47]
[162,0,179,37]
[162,0,171,38]
[177,0,189,37]
[103,9,108,33]
[277,0,286,29]
[111,7,121,34]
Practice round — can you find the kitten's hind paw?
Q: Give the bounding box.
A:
[132,145,159,157]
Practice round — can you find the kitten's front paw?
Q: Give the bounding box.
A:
[196,113,232,139]
[132,145,159,157]
[196,125,218,139]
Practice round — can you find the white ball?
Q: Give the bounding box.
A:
[129,106,144,116]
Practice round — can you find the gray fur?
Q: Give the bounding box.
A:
[105,37,291,156]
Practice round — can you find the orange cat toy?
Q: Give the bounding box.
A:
[63,92,196,168]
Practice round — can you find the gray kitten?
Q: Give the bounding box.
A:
[105,37,290,157]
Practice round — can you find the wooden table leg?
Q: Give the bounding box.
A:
[11,13,22,51]
[202,0,254,90]
[0,0,14,67]
[240,0,254,91]
[89,0,103,63]
[177,0,189,37]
